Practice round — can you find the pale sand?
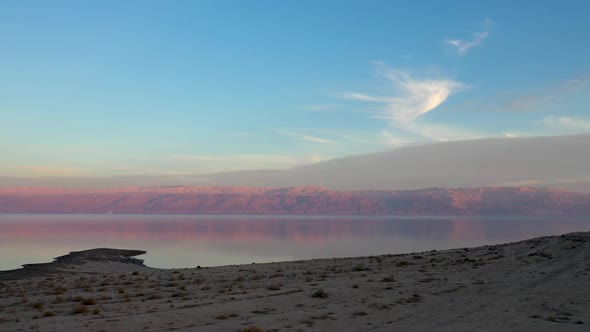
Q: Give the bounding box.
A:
[0,232,589,331]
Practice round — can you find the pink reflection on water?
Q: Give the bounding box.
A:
[0,215,588,269]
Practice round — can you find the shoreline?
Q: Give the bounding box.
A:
[1,232,589,331]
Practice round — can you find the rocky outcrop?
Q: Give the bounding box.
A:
[0,249,148,280]
[50,249,147,266]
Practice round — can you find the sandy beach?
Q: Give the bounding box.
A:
[1,232,589,331]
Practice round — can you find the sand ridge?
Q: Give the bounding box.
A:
[0,232,589,331]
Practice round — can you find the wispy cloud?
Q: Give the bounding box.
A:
[444,20,493,55]
[341,135,378,145]
[381,130,406,147]
[502,94,554,113]
[23,166,89,177]
[274,128,381,146]
[23,144,95,154]
[539,116,590,132]
[455,74,590,115]
[344,65,474,143]
[301,135,334,144]
[273,128,335,144]
[172,154,296,164]
[445,32,488,55]
[170,153,321,172]
[344,68,463,124]
[272,128,296,137]
[564,78,590,91]
[500,77,590,112]
[400,122,483,142]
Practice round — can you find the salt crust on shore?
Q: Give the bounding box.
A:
[0,232,589,331]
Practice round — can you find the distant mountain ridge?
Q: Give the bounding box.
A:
[1,186,589,215]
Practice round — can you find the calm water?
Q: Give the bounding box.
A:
[1,214,589,270]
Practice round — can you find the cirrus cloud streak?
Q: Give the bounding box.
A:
[344,65,477,144]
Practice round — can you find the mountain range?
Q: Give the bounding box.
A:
[1,186,589,215]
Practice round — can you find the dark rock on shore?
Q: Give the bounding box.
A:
[0,249,148,280]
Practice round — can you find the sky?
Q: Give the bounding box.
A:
[1,0,589,177]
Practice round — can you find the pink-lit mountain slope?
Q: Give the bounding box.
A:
[1,186,589,215]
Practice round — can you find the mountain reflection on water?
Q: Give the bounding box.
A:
[0,214,588,269]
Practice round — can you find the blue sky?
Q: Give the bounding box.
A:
[1,0,589,176]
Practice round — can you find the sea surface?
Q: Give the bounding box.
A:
[1,214,589,270]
